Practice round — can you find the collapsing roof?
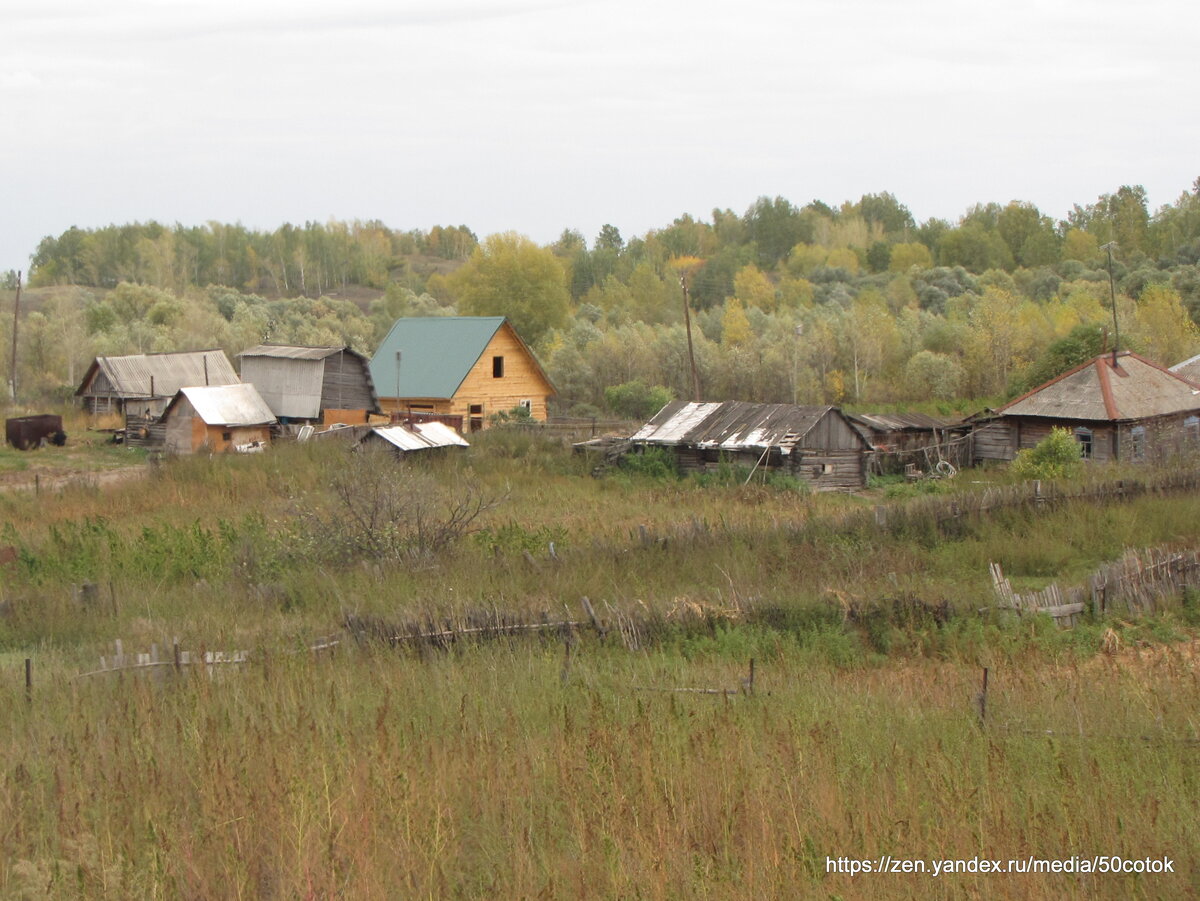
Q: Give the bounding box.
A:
[362,422,470,452]
[76,350,238,399]
[630,401,868,453]
[845,411,962,433]
[997,352,1200,422]
[165,384,277,427]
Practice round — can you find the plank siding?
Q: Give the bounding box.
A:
[319,351,377,414]
[447,325,553,424]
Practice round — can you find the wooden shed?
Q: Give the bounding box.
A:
[238,344,381,426]
[76,350,239,417]
[846,411,967,474]
[369,317,555,431]
[161,384,277,455]
[628,401,870,490]
[970,351,1200,465]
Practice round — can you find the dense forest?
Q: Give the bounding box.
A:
[7,179,1200,417]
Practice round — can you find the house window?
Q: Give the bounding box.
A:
[1130,425,1146,462]
[469,404,484,433]
[492,356,504,378]
[519,399,532,413]
[1074,427,1093,460]
[1185,416,1200,445]
[222,431,232,441]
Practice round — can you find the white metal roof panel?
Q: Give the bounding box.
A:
[178,384,277,427]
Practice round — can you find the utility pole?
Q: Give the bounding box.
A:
[8,270,20,401]
[680,275,701,402]
[1101,243,1120,367]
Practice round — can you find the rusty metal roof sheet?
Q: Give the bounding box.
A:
[846,411,962,432]
[174,384,277,427]
[1000,352,1200,421]
[630,401,859,453]
[78,350,238,399]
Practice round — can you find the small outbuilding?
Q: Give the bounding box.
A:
[237,344,381,426]
[358,421,470,455]
[970,351,1200,464]
[369,317,555,431]
[628,401,870,490]
[161,384,277,455]
[76,350,239,417]
[846,411,967,474]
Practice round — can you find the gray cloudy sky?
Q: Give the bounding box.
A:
[2,0,1197,272]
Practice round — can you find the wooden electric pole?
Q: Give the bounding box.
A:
[8,270,20,402]
[680,275,701,402]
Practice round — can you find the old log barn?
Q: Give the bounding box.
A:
[845,411,966,474]
[970,351,1200,464]
[237,344,382,427]
[75,350,239,417]
[161,384,276,455]
[369,317,555,431]
[629,401,870,490]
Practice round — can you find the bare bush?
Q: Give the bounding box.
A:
[293,446,504,564]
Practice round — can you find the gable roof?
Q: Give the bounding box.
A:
[76,350,239,399]
[630,401,868,453]
[165,384,276,427]
[998,352,1200,421]
[368,317,553,399]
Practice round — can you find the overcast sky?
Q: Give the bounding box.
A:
[2,0,1197,273]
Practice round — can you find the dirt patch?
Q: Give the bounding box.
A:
[0,465,147,493]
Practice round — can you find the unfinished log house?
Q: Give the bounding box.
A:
[970,351,1200,465]
[628,401,870,490]
[369,317,555,431]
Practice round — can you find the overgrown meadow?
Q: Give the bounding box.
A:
[0,426,1197,899]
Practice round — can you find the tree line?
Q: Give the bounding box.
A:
[6,180,1200,416]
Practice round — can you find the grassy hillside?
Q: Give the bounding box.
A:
[0,430,1197,897]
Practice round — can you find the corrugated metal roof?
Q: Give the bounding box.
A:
[239,344,354,361]
[368,422,469,452]
[175,384,277,427]
[79,350,239,398]
[1169,352,1200,385]
[1000,352,1200,421]
[630,401,855,453]
[846,412,962,432]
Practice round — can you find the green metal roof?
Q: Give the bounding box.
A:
[369,317,508,399]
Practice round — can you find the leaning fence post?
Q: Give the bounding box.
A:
[25,658,31,704]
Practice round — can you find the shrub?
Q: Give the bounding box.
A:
[618,447,679,480]
[604,380,674,420]
[1009,427,1083,480]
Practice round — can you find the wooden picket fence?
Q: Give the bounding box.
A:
[991,545,1200,627]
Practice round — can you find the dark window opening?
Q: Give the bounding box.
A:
[1130,425,1146,462]
[221,431,232,441]
[1075,427,1093,460]
[492,356,504,378]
